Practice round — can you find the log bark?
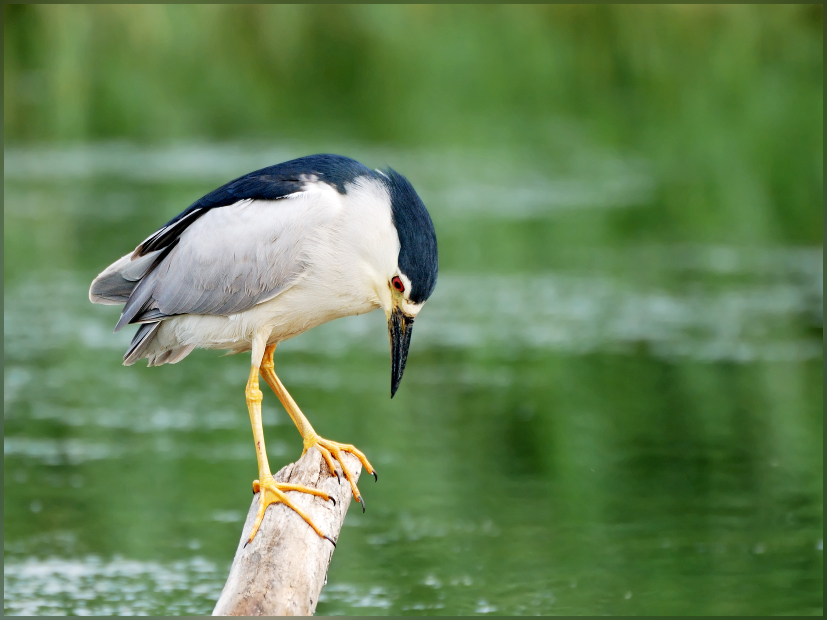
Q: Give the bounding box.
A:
[212,448,361,616]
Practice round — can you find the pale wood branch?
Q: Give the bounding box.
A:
[212,449,361,616]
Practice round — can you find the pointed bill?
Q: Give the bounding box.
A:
[389,307,414,398]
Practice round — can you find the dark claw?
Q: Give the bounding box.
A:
[372,470,378,482]
[358,496,366,513]
[335,470,341,484]
[329,496,336,506]
[244,539,250,549]
[324,535,337,548]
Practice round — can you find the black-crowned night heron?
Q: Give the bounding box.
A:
[89,154,438,545]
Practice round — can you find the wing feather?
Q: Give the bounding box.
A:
[91,154,371,331]
[114,190,335,331]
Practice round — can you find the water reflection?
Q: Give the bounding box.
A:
[5,247,821,364]
[4,142,822,615]
[4,142,657,218]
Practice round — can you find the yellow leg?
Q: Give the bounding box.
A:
[245,365,335,546]
[260,344,376,512]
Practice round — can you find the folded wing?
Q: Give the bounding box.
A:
[89,154,364,364]
[91,190,333,334]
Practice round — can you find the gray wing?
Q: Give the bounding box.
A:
[108,192,332,331]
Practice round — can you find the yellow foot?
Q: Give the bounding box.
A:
[246,474,336,546]
[303,435,377,513]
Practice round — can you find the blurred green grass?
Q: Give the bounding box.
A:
[4,5,822,244]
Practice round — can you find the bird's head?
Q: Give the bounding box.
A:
[373,168,438,398]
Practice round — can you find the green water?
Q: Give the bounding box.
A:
[3,5,823,616]
[3,142,822,615]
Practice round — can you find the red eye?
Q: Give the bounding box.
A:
[392,276,405,292]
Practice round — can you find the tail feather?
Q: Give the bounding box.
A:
[147,344,195,367]
[94,251,196,368]
[123,322,161,366]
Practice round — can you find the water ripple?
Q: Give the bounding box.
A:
[3,555,223,616]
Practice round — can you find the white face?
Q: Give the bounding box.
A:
[387,271,425,318]
[371,266,425,318]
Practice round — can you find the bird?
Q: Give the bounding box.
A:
[89,154,438,545]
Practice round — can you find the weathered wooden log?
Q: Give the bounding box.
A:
[212,448,361,616]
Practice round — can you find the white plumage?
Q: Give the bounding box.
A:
[92,174,422,367]
[88,154,438,544]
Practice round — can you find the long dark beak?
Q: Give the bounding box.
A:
[389,307,414,398]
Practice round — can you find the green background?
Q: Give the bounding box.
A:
[4,5,823,615]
